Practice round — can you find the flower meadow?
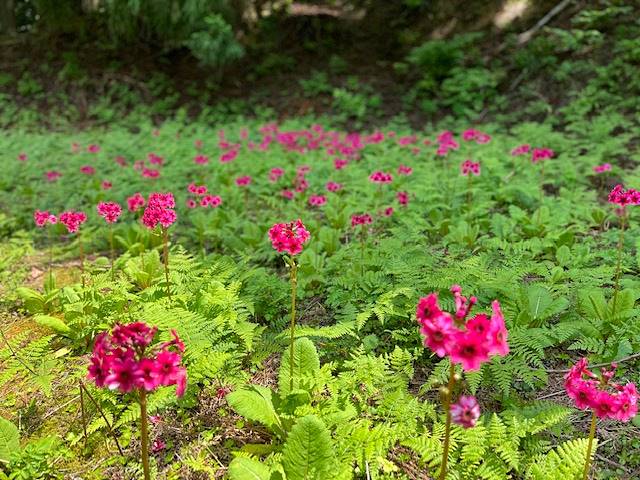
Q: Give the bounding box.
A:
[0,119,639,480]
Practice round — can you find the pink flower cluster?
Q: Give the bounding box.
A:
[397,191,409,206]
[564,359,637,421]
[369,171,393,184]
[531,147,554,163]
[59,211,87,233]
[80,165,96,175]
[436,131,460,156]
[416,285,509,371]
[142,193,177,229]
[200,195,222,208]
[326,181,342,192]
[309,195,327,207]
[450,395,481,428]
[398,165,413,176]
[148,153,164,166]
[269,168,285,182]
[462,129,491,144]
[88,322,187,397]
[188,183,208,196]
[351,213,373,227]
[461,160,481,176]
[127,193,146,212]
[593,163,612,174]
[18,153,27,162]
[608,184,640,207]
[511,144,531,156]
[45,171,62,182]
[34,210,57,227]
[236,175,252,187]
[194,154,209,165]
[97,202,122,224]
[268,219,310,255]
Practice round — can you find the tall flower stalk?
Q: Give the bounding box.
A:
[87,323,187,480]
[268,219,310,391]
[59,211,87,287]
[162,226,171,300]
[97,202,122,280]
[34,210,58,286]
[460,160,480,217]
[564,358,637,480]
[416,286,509,479]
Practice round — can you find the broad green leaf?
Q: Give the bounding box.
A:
[34,314,71,335]
[0,417,19,463]
[282,415,336,480]
[278,338,320,396]
[228,457,271,480]
[226,386,282,435]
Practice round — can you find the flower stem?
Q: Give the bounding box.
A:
[162,227,171,300]
[109,224,115,280]
[439,362,456,480]
[582,411,598,480]
[79,234,85,289]
[139,390,151,480]
[612,213,626,314]
[466,175,473,217]
[47,227,53,288]
[289,257,298,392]
[536,162,545,224]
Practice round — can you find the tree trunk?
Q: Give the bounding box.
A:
[0,0,16,35]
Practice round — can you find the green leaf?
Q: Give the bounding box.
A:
[0,417,19,463]
[278,338,320,396]
[228,457,271,480]
[282,415,336,480]
[34,314,71,335]
[226,386,283,436]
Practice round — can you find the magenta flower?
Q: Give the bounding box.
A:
[87,322,187,397]
[326,181,342,192]
[268,219,310,255]
[80,165,96,175]
[142,168,160,179]
[200,195,222,208]
[34,210,57,227]
[142,193,177,229]
[309,195,327,207]
[45,171,62,182]
[565,359,637,421]
[97,202,122,223]
[450,395,481,428]
[397,191,409,206]
[186,199,197,209]
[511,144,531,156]
[220,149,239,163]
[593,163,612,174]
[416,286,508,372]
[383,207,394,216]
[236,176,252,187]
[87,144,100,153]
[194,154,209,165]
[369,171,393,184]
[281,190,294,200]
[59,211,87,234]
[269,167,285,182]
[148,153,164,166]
[398,165,413,176]
[351,213,373,227]
[334,158,348,170]
[115,156,127,167]
[127,193,146,212]
[608,184,640,208]
[18,153,27,162]
[101,180,113,190]
[460,160,481,176]
[531,147,554,163]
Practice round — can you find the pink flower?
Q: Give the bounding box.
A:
[236,176,252,187]
[186,199,197,209]
[80,165,96,175]
[115,156,127,167]
[309,195,327,207]
[462,129,481,141]
[45,171,62,182]
[87,144,100,153]
[326,181,342,192]
[142,168,160,179]
[451,395,481,428]
[34,210,57,227]
[383,206,394,216]
[511,144,531,156]
[281,190,294,200]
[101,180,112,190]
[269,168,285,182]
[398,135,417,146]
[97,202,122,223]
[608,184,640,208]
[59,211,87,233]
[148,153,164,165]
[268,219,311,255]
[142,193,177,229]
[351,213,373,227]
[71,142,81,153]
[334,158,348,170]
[461,160,481,176]
[151,439,166,453]
[194,139,203,150]
[220,149,239,163]
[369,171,393,184]
[593,163,612,174]
[564,359,638,421]
[416,286,508,371]
[87,322,187,397]
[398,165,413,176]
[531,147,554,163]
[194,154,209,165]
[200,195,222,208]
[127,193,146,212]
[18,153,27,162]
[397,191,409,206]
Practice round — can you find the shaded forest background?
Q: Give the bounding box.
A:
[0,0,638,128]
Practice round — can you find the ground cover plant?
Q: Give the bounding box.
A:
[2,1,640,479]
